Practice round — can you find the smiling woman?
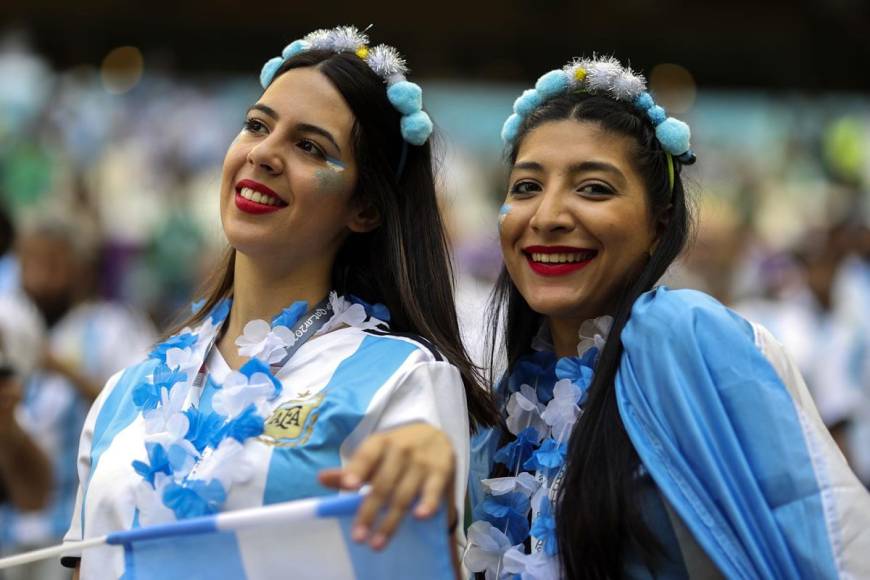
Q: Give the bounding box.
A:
[58,26,496,579]
[460,56,870,579]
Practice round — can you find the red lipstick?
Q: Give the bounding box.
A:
[234,179,288,215]
[523,245,597,277]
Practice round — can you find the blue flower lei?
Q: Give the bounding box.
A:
[464,317,611,578]
[130,293,390,523]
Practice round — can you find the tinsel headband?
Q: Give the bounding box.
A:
[259,26,433,148]
[502,56,697,189]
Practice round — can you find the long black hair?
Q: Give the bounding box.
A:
[173,50,498,430]
[488,93,693,577]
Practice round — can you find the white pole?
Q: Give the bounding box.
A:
[0,536,107,569]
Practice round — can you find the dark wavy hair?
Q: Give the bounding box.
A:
[172,50,498,430]
[488,92,693,577]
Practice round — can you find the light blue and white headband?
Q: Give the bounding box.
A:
[503,56,696,187]
[259,26,433,148]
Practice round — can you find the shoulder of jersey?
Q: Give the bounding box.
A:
[362,326,445,362]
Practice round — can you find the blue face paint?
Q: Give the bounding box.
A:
[315,156,348,195]
[498,203,512,230]
[324,156,347,173]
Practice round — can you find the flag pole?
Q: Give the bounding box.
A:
[0,536,107,569]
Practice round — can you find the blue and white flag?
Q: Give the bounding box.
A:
[0,494,454,580]
[617,288,870,579]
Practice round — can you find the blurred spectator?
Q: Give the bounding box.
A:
[0,294,51,509]
[0,218,156,578]
[0,294,53,577]
[735,221,870,484]
[829,223,870,484]
[0,205,17,294]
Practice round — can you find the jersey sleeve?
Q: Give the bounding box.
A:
[60,369,124,566]
[340,356,471,547]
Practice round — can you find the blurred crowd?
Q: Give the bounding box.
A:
[0,30,868,577]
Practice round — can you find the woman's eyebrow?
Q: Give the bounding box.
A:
[512,161,543,172]
[567,160,624,178]
[245,105,342,155]
[513,160,626,184]
[296,123,342,155]
[247,103,279,119]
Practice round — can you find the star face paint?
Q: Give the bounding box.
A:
[498,203,512,231]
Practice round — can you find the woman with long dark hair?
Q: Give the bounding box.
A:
[60,26,496,578]
[458,57,870,578]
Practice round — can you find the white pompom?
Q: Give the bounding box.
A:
[562,57,592,86]
[367,44,408,80]
[303,29,333,50]
[327,25,369,52]
[610,69,646,101]
[586,56,622,92]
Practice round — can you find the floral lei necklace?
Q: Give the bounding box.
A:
[464,316,613,580]
[129,292,389,526]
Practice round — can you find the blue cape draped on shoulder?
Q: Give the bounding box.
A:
[616,287,865,579]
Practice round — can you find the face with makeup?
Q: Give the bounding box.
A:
[500,119,658,324]
[220,66,376,273]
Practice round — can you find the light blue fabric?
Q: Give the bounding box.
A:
[623,476,689,579]
[262,334,418,503]
[82,360,160,537]
[117,495,451,580]
[338,507,453,580]
[121,530,246,580]
[616,287,839,579]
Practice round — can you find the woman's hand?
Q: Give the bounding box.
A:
[318,422,456,550]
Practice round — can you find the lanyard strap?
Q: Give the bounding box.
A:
[193,295,334,389]
[269,296,333,371]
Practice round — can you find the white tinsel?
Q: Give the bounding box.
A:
[326,26,369,53]
[366,44,408,81]
[303,28,333,50]
[562,57,592,87]
[610,68,646,101]
[585,56,624,93]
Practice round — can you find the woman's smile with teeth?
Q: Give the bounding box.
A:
[529,251,595,263]
[239,187,282,206]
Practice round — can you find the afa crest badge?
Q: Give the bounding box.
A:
[260,392,325,447]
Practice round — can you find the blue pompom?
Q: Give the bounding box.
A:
[400,111,433,146]
[501,113,523,143]
[647,105,667,125]
[259,56,284,88]
[656,117,691,155]
[534,70,570,99]
[281,40,308,60]
[387,81,423,115]
[513,89,542,116]
[634,91,654,111]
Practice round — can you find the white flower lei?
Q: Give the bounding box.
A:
[131,292,388,526]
